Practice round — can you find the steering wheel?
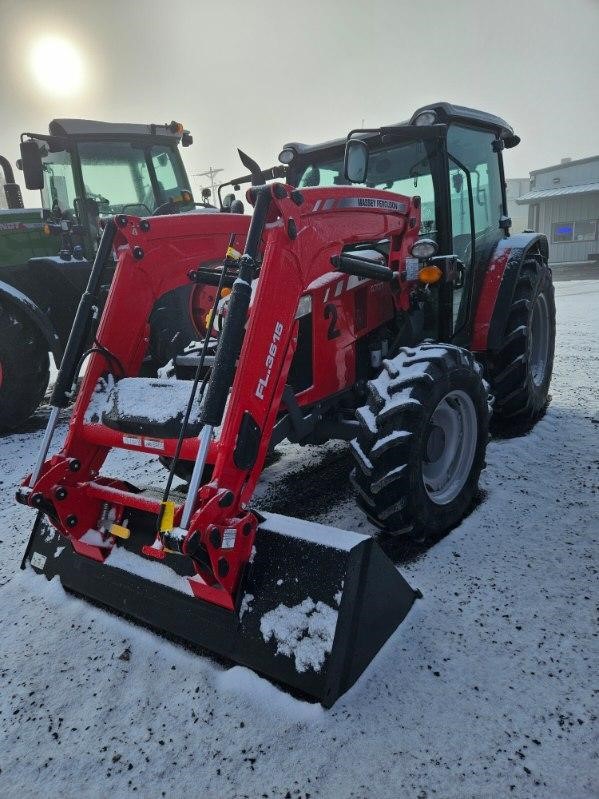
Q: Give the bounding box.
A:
[152,199,183,216]
[120,203,152,216]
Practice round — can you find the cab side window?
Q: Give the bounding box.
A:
[151,148,180,202]
[447,125,504,333]
[41,150,77,216]
[447,125,504,242]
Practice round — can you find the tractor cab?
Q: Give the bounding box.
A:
[19,118,194,259]
[0,119,197,430]
[281,102,520,345]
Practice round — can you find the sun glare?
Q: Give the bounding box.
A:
[30,36,84,96]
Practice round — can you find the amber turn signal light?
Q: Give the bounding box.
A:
[418,265,443,284]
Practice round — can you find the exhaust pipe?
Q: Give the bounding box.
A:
[0,155,24,209]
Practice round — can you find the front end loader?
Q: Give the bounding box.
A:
[18,183,423,705]
[18,102,555,705]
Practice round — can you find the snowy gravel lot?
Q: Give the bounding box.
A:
[1,280,597,798]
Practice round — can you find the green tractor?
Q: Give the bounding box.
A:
[0,118,197,430]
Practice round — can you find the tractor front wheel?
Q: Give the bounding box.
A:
[487,257,555,424]
[0,303,50,431]
[351,344,490,540]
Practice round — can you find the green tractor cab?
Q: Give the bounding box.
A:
[0,118,196,430]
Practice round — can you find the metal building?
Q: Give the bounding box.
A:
[505,178,530,232]
[516,155,599,265]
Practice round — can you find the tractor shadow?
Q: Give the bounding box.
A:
[255,445,489,567]
[377,488,488,566]
[0,404,71,439]
[489,397,551,440]
[255,446,355,519]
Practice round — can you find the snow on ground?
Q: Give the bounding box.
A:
[1,281,597,798]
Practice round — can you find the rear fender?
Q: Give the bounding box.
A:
[471,233,549,352]
[0,280,62,364]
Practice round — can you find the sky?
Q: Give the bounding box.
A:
[0,0,598,205]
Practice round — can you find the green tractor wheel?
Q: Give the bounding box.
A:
[0,303,50,431]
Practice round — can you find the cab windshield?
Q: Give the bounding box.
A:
[41,141,190,218]
[296,139,437,236]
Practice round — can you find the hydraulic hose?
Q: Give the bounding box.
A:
[50,219,116,408]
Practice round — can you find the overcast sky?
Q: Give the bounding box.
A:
[1,0,598,203]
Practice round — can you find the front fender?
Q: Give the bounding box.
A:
[0,279,62,364]
[471,233,549,352]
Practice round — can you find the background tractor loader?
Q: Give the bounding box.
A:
[0,118,196,430]
[19,102,556,705]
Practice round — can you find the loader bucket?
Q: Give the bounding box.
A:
[22,511,419,707]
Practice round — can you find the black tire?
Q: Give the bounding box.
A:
[487,257,555,422]
[149,285,196,367]
[0,303,50,431]
[350,344,490,539]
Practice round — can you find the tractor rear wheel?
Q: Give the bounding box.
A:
[350,344,490,540]
[487,257,555,423]
[0,303,50,431]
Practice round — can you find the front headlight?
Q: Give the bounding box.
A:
[413,110,437,126]
[410,238,438,260]
[278,148,295,165]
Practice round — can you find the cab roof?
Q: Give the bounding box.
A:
[283,101,519,157]
[48,119,184,141]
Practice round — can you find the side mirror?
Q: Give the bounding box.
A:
[221,192,235,211]
[344,139,369,184]
[20,140,44,190]
[201,187,212,202]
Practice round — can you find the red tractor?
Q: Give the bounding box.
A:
[19,103,555,705]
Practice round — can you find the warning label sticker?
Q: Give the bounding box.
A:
[31,552,47,570]
[222,528,237,549]
[123,435,143,447]
[144,438,165,451]
[405,258,420,281]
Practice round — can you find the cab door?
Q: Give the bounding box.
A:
[446,125,506,343]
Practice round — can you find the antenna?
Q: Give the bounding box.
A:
[193,166,224,203]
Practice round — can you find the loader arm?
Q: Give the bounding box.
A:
[209,184,416,506]
[177,184,418,603]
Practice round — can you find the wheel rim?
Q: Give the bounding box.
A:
[530,292,550,388]
[422,390,478,505]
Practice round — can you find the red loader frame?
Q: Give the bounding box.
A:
[21,183,420,612]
